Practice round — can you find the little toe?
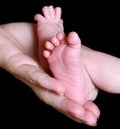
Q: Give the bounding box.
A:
[43,50,51,58]
[45,41,54,50]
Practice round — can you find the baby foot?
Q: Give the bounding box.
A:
[43,32,97,105]
[34,5,64,70]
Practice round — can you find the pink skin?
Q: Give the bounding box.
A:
[34,6,100,124]
[34,5,64,71]
[0,5,100,125]
[34,5,98,105]
[43,32,98,105]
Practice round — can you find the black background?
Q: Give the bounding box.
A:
[1,0,120,128]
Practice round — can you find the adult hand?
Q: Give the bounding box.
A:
[0,22,100,126]
[0,22,64,94]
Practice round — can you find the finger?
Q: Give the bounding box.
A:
[35,88,98,126]
[15,63,65,95]
[35,88,85,122]
[84,101,100,119]
[83,109,98,126]
[82,101,100,126]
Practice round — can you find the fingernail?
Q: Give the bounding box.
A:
[92,123,97,127]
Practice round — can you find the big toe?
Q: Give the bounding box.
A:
[67,31,81,48]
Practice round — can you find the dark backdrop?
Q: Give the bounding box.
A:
[1,0,120,128]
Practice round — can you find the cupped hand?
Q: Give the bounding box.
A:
[0,22,100,126]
